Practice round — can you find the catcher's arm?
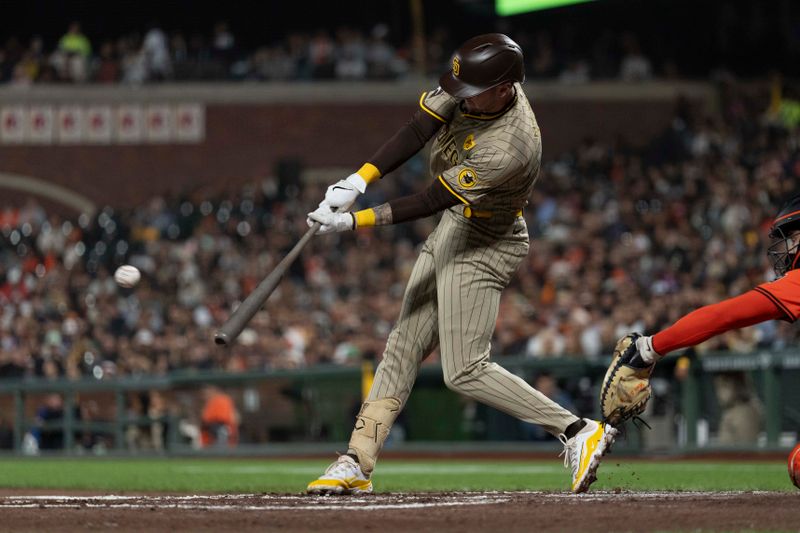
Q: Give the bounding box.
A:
[600,290,786,424]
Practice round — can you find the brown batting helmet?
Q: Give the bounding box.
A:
[439,33,525,99]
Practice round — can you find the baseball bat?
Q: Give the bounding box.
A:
[214,221,321,346]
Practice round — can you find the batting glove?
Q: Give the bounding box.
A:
[322,173,367,210]
[307,204,355,234]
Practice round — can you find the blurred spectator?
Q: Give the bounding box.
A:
[714,373,763,445]
[58,22,91,57]
[52,21,92,82]
[366,24,402,79]
[249,46,296,80]
[334,27,367,80]
[425,27,452,76]
[76,398,108,451]
[619,33,652,82]
[530,32,558,78]
[559,58,590,84]
[170,32,188,65]
[94,41,120,83]
[120,34,146,84]
[34,393,65,450]
[0,344,28,378]
[200,385,238,447]
[11,37,44,85]
[309,30,335,79]
[141,22,172,81]
[125,390,168,451]
[211,21,235,74]
[0,37,24,82]
[526,323,567,358]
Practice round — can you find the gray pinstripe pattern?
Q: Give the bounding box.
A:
[369,238,439,403]
[368,210,578,435]
[353,84,578,467]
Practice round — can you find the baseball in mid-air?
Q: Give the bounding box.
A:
[114,265,141,288]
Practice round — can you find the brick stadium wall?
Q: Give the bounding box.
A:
[0,82,713,210]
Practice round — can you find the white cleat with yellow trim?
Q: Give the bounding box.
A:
[559,419,618,494]
[306,455,373,495]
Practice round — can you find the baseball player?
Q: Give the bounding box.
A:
[305,34,617,495]
[604,193,800,405]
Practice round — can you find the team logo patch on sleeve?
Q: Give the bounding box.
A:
[458,168,478,188]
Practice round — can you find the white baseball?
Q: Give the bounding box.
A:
[114,265,141,288]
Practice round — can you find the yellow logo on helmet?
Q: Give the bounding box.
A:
[463,134,475,150]
[452,57,460,76]
[458,168,477,188]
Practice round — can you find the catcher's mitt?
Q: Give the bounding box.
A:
[600,333,655,425]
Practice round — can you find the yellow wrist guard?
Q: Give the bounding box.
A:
[357,163,381,185]
[353,209,376,228]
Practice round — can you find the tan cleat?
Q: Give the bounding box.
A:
[306,455,373,495]
[559,419,618,493]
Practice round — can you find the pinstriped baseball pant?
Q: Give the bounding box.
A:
[366,210,579,436]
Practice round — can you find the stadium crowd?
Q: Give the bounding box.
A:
[0,19,663,85]
[3,1,800,85]
[0,82,797,383]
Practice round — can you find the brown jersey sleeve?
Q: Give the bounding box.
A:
[387,177,461,223]
[367,110,443,177]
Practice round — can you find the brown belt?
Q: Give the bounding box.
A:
[462,206,523,219]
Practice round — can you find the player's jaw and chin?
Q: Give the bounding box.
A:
[458,83,515,115]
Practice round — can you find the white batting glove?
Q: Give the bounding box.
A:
[307,204,355,234]
[323,173,367,210]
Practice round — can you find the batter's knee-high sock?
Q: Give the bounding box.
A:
[563,419,587,439]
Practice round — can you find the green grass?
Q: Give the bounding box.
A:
[0,458,794,493]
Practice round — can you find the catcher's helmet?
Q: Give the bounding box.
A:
[439,33,525,99]
[768,193,800,276]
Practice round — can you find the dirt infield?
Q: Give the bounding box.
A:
[1,491,798,532]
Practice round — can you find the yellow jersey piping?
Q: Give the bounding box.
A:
[437,175,470,205]
[419,92,447,123]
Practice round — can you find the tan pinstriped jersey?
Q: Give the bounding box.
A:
[419,82,541,213]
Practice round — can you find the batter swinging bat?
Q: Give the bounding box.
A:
[214,221,321,346]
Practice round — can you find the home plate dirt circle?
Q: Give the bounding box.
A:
[1,491,798,532]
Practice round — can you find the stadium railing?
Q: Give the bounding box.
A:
[0,350,797,455]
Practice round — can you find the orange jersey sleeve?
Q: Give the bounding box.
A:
[652,288,787,355]
[754,269,800,322]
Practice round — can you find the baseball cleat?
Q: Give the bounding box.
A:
[560,419,618,494]
[306,455,373,495]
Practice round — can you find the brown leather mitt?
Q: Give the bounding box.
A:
[600,333,655,425]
